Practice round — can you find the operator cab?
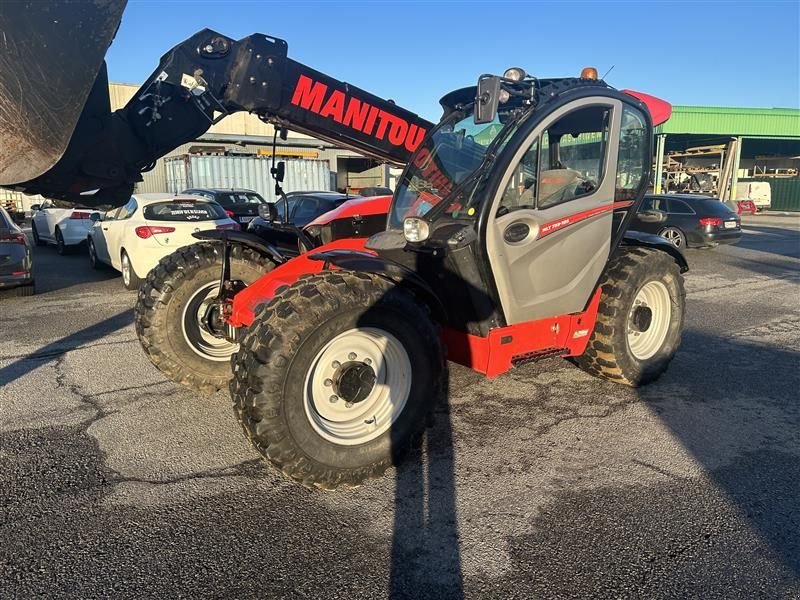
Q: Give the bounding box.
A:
[367,68,665,336]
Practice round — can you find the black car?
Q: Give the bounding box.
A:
[247,191,361,256]
[634,194,741,249]
[0,206,34,296]
[182,188,268,227]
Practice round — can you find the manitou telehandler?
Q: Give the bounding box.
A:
[0,1,686,489]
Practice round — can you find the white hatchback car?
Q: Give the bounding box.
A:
[31,200,102,255]
[87,193,238,289]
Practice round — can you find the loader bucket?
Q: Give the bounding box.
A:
[0,0,127,186]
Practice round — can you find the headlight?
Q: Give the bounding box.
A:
[403,217,430,242]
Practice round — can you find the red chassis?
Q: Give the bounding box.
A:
[229,234,602,380]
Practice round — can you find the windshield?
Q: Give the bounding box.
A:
[216,192,266,207]
[389,111,515,228]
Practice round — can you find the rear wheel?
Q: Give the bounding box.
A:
[120,250,142,290]
[575,247,685,386]
[135,242,276,394]
[231,271,443,489]
[659,226,686,250]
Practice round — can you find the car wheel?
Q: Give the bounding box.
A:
[659,226,686,250]
[31,223,45,247]
[87,238,101,269]
[231,271,444,489]
[55,228,68,255]
[121,250,142,290]
[135,242,277,394]
[575,247,685,386]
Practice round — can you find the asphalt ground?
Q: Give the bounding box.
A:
[1,214,799,599]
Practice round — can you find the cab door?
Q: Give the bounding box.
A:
[485,98,634,325]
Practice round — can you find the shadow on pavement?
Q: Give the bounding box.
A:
[735,224,800,259]
[0,309,133,387]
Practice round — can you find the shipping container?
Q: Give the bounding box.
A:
[165,155,330,202]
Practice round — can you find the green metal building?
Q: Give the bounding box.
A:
[654,105,800,210]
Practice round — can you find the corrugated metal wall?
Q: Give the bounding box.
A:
[740,178,800,211]
[165,155,330,202]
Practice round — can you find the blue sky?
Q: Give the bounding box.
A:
[107,0,799,120]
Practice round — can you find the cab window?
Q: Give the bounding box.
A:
[499,105,610,214]
[615,105,648,202]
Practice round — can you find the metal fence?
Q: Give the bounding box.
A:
[165,155,330,202]
[739,177,800,212]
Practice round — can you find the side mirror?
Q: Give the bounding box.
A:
[259,203,279,222]
[637,209,667,224]
[30,204,41,211]
[474,75,501,125]
[90,212,102,222]
[271,160,285,183]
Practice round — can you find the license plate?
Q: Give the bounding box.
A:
[239,216,253,223]
[724,221,737,229]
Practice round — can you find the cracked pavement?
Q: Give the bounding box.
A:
[1,214,799,598]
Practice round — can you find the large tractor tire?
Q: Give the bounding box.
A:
[575,247,685,386]
[231,271,443,490]
[135,242,276,394]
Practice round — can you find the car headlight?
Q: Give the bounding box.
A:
[403,217,430,242]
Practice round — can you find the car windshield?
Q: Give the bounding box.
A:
[389,110,518,228]
[215,192,266,207]
[143,200,227,222]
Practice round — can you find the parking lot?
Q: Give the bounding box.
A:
[1,214,799,598]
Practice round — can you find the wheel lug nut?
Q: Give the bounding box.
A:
[324,378,333,387]
[329,395,338,403]
[364,358,372,365]
[331,360,341,369]
[345,402,353,408]
[348,352,357,360]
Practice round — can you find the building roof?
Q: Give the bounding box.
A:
[657,106,800,139]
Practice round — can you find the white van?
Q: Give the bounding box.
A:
[735,181,771,211]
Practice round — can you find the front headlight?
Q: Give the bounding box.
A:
[403,217,430,242]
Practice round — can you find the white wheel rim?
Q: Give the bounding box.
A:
[627,281,672,360]
[304,327,411,446]
[661,228,683,248]
[181,282,238,361]
[121,254,130,285]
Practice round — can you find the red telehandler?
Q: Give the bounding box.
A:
[0,1,686,489]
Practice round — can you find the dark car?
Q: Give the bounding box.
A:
[247,191,362,256]
[182,188,268,227]
[0,206,34,296]
[634,194,741,250]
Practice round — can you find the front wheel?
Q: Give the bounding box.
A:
[231,271,443,489]
[87,238,101,269]
[31,223,45,247]
[135,242,277,394]
[120,250,143,290]
[575,247,685,386]
[55,229,67,255]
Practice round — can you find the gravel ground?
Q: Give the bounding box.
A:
[1,214,798,599]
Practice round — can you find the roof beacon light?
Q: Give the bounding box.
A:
[503,67,526,82]
[580,67,598,80]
